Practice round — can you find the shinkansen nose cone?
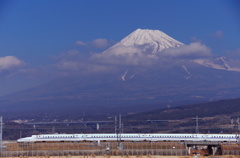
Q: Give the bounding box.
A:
[17,137,34,143]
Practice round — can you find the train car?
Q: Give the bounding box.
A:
[17,133,239,143]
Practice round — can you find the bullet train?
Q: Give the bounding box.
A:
[17,133,239,143]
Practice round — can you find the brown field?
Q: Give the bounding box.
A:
[2,155,240,158]
[1,142,240,157]
[3,142,186,151]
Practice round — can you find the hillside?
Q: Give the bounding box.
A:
[125,98,240,120]
[120,98,240,134]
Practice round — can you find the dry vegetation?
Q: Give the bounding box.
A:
[3,155,240,158]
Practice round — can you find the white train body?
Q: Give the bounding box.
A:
[17,133,239,143]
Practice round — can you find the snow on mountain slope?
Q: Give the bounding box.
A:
[182,65,192,79]
[193,57,240,72]
[104,29,184,54]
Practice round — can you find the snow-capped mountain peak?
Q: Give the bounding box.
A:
[102,28,240,73]
[104,29,184,54]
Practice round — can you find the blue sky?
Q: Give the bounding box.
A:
[0,0,239,96]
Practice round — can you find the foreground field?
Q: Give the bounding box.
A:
[1,141,240,157]
[3,155,240,158]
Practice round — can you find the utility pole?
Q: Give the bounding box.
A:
[119,114,121,142]
[115,114,123,150]
[237,118,239,132]
[231,118,234,133]
[196,116,199,134]
[115,116,117,134]
[0,116,2,151]
[193,116,201,134]
[122,123,124,133]
[52,126,55,133]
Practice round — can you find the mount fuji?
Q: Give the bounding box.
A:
[104,29,184,54]
[1,29,240,120]
[104,29,240,72]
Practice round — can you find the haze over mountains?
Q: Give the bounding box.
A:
[1,29,240,120]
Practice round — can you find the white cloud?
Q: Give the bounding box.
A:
[54,42,215,76]
[92,39,108,48]
[75,41,86,46]
[92,46,153,66]
[56,60,81,71]
[160,42,212,58]
[54,45,154,76]
[190,37,202,43]
[75,38,110,48]
[0,56,25,70]
[210,30,223,39]
[54,42,213,76]
[214,30,223,38]
[224,48,240,59]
